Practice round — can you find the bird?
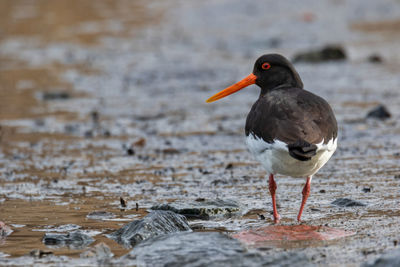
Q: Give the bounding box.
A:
[206,54,337,223]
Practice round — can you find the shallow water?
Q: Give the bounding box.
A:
[1,0,400,265]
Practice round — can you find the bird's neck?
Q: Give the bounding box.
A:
[259,82,302,97]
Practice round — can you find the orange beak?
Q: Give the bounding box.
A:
[206,73,257,103]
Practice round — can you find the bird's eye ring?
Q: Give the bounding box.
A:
[261,63,271,70]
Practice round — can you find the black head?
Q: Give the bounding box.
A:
[253,54,303,92]
[206,54,304,103]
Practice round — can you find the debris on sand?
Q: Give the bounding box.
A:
[331,198,366,207]
[133,138,146,147]
[0,222,12,237]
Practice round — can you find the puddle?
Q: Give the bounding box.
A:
[0,198,147,257]
[232,225,355,248]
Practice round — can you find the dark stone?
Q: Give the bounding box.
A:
[84,130,93,138]
[126,147,135,156]
[151,199,241,220]
[120,197,127,208]
[225,163,234,169]
[34,119,45,127]
[29,249,53,259]
[108,210,191,248]
[42,231,94,249]
[64,124,79,134]
[362,187,371,193]
[103,130,111,137]
[161,148,181,155]
[90,111,99,124]
[293,45,346,63]
[367,54,383,63]
[366,105,391,120]
[258,214,266,220]
[362,248,400,267]
[331,198,366,207]
[120,231,312,267]
[42,92,70,100]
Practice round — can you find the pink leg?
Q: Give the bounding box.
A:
[297,176,312,222]
[268,174,280,223]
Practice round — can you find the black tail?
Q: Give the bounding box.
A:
[288,140,317,161]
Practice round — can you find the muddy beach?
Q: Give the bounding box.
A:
[1,0,400,266]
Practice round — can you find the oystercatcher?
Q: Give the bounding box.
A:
[206,54,337,223]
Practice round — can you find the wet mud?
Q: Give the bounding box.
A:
[1,0,400,266]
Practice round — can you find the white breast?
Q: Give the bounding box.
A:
[245,134,337,178]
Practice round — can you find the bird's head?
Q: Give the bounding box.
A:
[206,54,303,103]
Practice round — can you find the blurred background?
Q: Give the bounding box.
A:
[0,0,400,264]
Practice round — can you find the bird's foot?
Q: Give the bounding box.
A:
[273,213,281,224]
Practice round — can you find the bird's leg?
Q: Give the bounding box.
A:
[297,176,312,222]
[268,174,280,223]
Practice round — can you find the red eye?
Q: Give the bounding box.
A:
[262,62,271,70]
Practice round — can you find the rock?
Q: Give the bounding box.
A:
[0,222,12,237]
[42,91,70,100]
[225,163,234,169]
[366,105,391,120]
[108,210,191,248]
[151,199,241,220]
[119,231,312,267]
[362,248,400,267]
[157,148,181,155]
[81,242,113,259]
[126,147,135,155]
[42,231,94,249]
[87,211,116,220]
[293,45,346,63]
[331,198,366,207]
[29,249,53,259]
[367,54,383,63]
